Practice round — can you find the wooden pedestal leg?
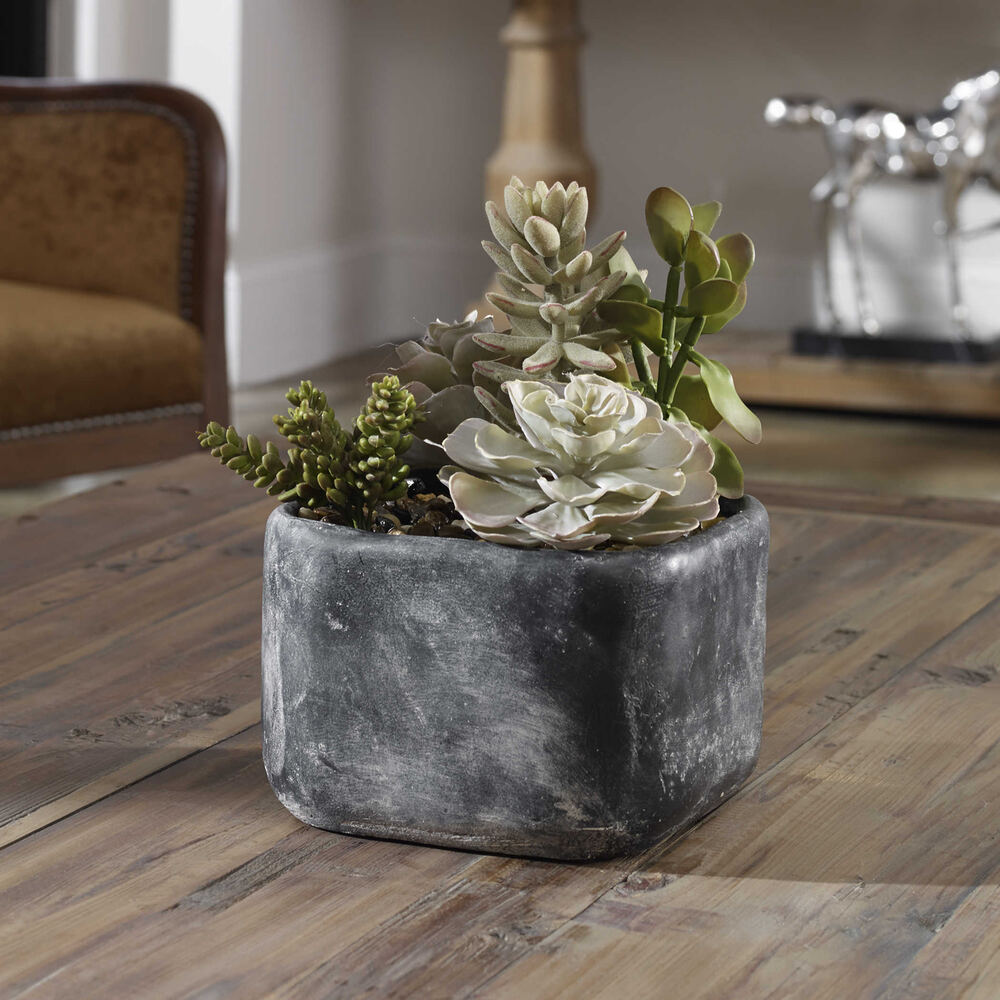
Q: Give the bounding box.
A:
[473,0,596,326]
[486,0,596,208]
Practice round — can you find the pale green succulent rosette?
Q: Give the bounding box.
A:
[385,310,500,465]
[440,373,719,550]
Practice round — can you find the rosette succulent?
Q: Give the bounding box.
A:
[440,373,719,550]
[383,311,500,464]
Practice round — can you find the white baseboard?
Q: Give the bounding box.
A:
[226,242,377,387]
[225,235,491,387]
[231,239,958,386]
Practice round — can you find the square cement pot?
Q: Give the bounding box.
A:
[262,496,769,861]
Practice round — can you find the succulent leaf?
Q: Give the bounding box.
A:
[473,386,519,432]
[510,243,553,284]
[672,373,723,430]
[699,428,744,499]
[486,201,527,250]
[496,271,542,300]
[551,250,593,285]
[486,291,544,319]
[508,314,551,339]
[597,299,664,352]
[562,341,618,371]
[523,340,562,374]
[689,352,762,444]
[473,332,550,357]
[557,230,587,265]
[564,270,627,318]
[503,185,532,233]
[481,240,522,280]
[538,301,569,326]
[560,188,589,240]
[589,230,627,269]
[702,281,748,334]
[523,215,562,257]
[645,187,693,265]
[716,233,756,283]
[684,230,721,287]
[606,246,651,297]
[474,359,552,384]
[692,200,723,235]
[687,278,739,316]
[541,183,567,226]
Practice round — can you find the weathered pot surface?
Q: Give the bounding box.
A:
[262,496,769,861]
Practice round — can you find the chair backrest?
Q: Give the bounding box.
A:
[0,78,226,329]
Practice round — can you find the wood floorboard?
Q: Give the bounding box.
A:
[0,454,263,594]
[2,478,997,997]
[479,597,1000,999]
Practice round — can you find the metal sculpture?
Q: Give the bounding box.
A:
[765,69,1000,339]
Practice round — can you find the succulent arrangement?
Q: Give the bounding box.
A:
[201,177,760,550]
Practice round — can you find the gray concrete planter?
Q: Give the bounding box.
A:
[262,496,769,861]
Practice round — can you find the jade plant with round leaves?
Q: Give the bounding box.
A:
[439,373,719,550]
[593,186,760,498]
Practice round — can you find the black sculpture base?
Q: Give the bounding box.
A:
[793,327,1000,364]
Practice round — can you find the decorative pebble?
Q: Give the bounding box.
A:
[423,510,449,528]
[406,470,444,497]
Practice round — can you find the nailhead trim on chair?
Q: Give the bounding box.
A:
[0,402,205,441]
[0,98,200,323]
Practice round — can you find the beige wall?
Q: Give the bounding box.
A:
[579,0,1000,328]
[61,0,1000,382]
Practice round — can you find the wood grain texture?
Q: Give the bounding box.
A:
[0,453,266,593]
[1,456,998,998]
[712,327,1000,420]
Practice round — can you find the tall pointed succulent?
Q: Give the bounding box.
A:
[475,177,630,413]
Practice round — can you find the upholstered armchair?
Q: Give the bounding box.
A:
[0,79,228,485]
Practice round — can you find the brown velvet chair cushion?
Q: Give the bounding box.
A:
[0,279,203,430]
[0,108,189,316]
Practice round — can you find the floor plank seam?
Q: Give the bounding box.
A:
[0,715,262,854]
[458,592,1000,992]
[1,572,263,691]
[0,511,267,632]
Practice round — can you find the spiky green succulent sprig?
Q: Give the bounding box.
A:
[198,377,419,529]
[347,375,419,526]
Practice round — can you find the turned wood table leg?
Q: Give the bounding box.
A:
[475,0,596,324]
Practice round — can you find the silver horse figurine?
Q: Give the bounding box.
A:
[765,69,1000,337]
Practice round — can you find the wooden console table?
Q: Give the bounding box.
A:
[2,456,1000,996]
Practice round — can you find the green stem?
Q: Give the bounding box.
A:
[661,315,706,408]
[656,266,682,402]
[630,337,654,393]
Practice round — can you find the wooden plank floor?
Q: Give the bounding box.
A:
[1,455,999,997]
